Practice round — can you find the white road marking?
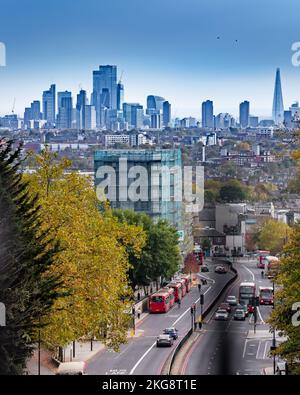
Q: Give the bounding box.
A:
[257,307,266,324]
[242,339,249,358]
[242,265,255,281]
[256,341,262,359]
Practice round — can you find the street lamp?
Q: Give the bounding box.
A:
[272,279,276,375]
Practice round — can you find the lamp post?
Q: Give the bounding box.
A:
[272,279,276,375]
[38,319,41,376]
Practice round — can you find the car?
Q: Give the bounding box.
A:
[163,327,178,340]
[220,302,231,312]
[56,362,87,375]
[214,309,229,320]
[156,334,174,347]
[201,265,209,272]
[234,308,246,321]
[236,303,248,317]
[226,295,238,306]
[215,265,226,274]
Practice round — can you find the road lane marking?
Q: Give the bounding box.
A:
[257,307,266,324]
[242,265,255,281]
[256,340,262,359]
[242,339,249,358]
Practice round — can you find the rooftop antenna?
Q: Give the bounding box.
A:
[11,97,16,114]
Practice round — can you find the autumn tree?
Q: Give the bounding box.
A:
[257,219,290,255]
[0,142,60,374]
[24,150,145,351]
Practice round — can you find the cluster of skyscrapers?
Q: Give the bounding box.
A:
[17,66,300,131]
[22,65,172,131]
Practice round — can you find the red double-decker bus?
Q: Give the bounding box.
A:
[149,291,171,313]
[239,282,256,313]
[259,286,273,305]
[180,274,192,293]
[168,282,182,302]
[175,278,186,297]
[161,287,175,307]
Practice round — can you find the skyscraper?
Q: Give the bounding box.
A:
[163,101,171,127]
[146,95,165,115]
[30,100,41,120]
[239,100,250,128]
[202,100,214,129]
[57,92,72,129]
[122,103,144,129]
[272,68,284,125]
[76,89,87,129]
[42,84,56,125]
[92,65,118,127]
[117,82,124,111]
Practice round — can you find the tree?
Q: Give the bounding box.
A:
[24,150,145,351]
[0,142,60,374]
[257,219,290,255]
[113,210,181,288]
[219,179,247,203]
[269,224,300,373]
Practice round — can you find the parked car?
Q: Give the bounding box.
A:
[156,334,174,347]
[234,308,246,321]
[163,327,178,340]
[226,295,238,306]
[215,265,226,274]
[201,265,209,272]
[220,302,231,313]
[214,309,229,321]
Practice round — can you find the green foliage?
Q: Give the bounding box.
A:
[0,141,60,374]
[257,219,290,255]
[113,209,181,288]
[218,179,247,203]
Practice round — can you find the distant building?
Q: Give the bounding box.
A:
[239,101,249,128]
[57,91,72,129]
[117,82,124,111]
[249,116,259,128]
[104,134,130,147]
[272,68,284,125]
[202,100,214,129]
[42,84,56,125]
[76,90,87,130]
[163,101,171,127]
[30,100,41,120]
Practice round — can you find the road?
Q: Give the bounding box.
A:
[182,258,277,375]
[86,259,234,375]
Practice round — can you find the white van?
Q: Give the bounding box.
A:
[56,361,87,375]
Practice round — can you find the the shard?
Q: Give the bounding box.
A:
[272,68,284,125]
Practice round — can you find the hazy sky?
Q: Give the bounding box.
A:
[0,0,300,118]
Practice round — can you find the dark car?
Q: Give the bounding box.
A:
[220,302,231,313]
[163,327,178,340]
[201,265,209,272]
[215,265,227,274]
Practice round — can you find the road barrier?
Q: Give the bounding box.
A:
[165,259,238,375]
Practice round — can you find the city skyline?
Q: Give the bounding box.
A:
[1,0,300,117]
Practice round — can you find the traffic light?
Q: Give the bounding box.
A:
[200,294,204,305]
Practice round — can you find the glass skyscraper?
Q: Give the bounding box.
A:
[42,84,56,125]
[201,100,214,129]
[272,68,284,125]
[239,100,250,129]
[57,91,72,129]
[163,101,171,127]
[92,65,118,127]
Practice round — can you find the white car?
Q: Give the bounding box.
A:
[214,308,229,320]
[156,334,174,347]
[226,295,238,306]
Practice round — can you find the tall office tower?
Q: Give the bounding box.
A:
[30,100,41,120]
[117,82,124,111]
[151,113,161,129]
[122,103,143,129]
[162,101,171,127]
[76,89,87,130]
[57,96,72,129]
[84,105,96,129]
[58,91,72,111]
[239,100,250,128]
[249,116,259,128]
[92,65,118,127]
[272,68,284,125]
[42,84,56,125]
[24,107,32,128]
[146,95,165,115]
[201,100,214,129]
[94,148,182,229]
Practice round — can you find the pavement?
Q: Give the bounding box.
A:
[181,258,280,375]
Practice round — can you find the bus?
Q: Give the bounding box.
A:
[161,287,175,307]
[256,250,270,269]
[259,286,273,305]
[239,282,256,313]
[175,278,187,297]
[168,282,182,302]
[149,291,171,313]
[180,274,192,293]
